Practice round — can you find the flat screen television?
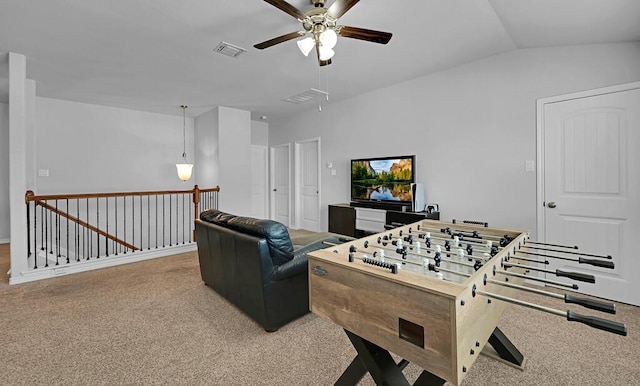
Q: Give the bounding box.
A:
[351,155,415,206]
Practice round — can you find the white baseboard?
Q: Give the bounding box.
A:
[9,243,197,285]
[0,239,9,244]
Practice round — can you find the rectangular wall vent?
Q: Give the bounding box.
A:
[282,88,329,104]
[213,42,247,58]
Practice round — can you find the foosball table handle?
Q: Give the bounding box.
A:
[556,269,596,283]
[564,294,616,314]
[578,257,615,269]
[566,310,627,336]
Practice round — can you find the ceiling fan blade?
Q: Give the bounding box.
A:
[337,25,392,44]
[327,0,360,19]
[254,31,306,50]
[263,0,307,21]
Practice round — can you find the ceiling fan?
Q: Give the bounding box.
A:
[254,0,392,66]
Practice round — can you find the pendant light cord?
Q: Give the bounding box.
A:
[181,105,188,161]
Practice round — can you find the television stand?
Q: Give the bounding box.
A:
[328,203,440,238]
[352,200,415,211]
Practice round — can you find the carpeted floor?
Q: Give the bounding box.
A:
[1,243,638,385]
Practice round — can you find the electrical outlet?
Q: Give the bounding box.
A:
[331,169,336,176]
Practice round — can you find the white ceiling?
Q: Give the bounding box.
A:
[1,0,639,120]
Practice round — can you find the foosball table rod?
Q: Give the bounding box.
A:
[407,228,500,250]
[368,241,489,268]
[485,278,616,314]
[495,269,579,290]
[514,250,615,268]
[398,228,498,249]
[472,285,627,336]
[346,251,470,280]
[519,244,612,259]
[372,236,493,261]
[502,261,596,283]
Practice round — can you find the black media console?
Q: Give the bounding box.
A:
[328,203,440,238]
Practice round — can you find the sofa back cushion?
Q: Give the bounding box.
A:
[227,216,294,266]
[200,209,294,266]
[200,209,236,225]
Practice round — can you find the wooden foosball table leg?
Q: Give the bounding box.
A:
[487,327,525,367]
[335,330,447,386]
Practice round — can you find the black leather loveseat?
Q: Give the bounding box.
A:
[195,209,344,331]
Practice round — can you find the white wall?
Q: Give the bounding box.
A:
[269,43,640,235]
[0,102,9,242]
[251,120,269,146]
[194,108,219,189]
[218,107,251,216]
[34,97,196,194]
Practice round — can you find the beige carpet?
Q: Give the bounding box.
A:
[1,244,638,386]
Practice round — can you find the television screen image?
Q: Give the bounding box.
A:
[351,155,415,204]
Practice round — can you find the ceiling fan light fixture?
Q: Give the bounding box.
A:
[319,28,337,49]
[254,0,392,67]
[318,45,335,61]
[297,37,315,57]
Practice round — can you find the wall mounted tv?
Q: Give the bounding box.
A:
[351,155,415,206]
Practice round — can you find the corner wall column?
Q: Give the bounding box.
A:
[8,52,33,283]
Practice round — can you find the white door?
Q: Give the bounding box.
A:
[296,138,321,231]
[539,82,640,306]
[270,144,291,226]
[250,145,268,219]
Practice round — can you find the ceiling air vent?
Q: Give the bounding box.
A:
[213,42,247,58]
[283,88,329,104]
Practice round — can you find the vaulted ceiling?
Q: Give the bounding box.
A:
[1,0,639,121]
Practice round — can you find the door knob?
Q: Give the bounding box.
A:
[547,202,557,208]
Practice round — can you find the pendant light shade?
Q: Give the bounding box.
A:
[176,105,193,181]
[297,37,315,57]
[319,28,337,49]
[318,45,335,61]
[176,163,193,181]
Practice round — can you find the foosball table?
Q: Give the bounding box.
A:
[307,219,627,386]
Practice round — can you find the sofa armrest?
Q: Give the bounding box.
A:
[272,236,346,281]
[293,236,343,257]
[272,254,308,281]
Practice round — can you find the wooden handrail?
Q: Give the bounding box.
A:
[25,185,219,258]
[35,200,139,251]
[25,185,220,203]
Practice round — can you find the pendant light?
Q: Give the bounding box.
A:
[175,105,193,181]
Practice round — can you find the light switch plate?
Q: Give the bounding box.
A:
[525,160,535,172]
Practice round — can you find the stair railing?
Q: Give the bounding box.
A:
[24,185,219,269]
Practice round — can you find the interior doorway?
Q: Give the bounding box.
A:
[250,145,268,219]
[537,81,640,306]
[295,137,321,232]
[270,143,291,227]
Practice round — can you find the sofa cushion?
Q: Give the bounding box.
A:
[200,209,236,225]
[226,216,294,266]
